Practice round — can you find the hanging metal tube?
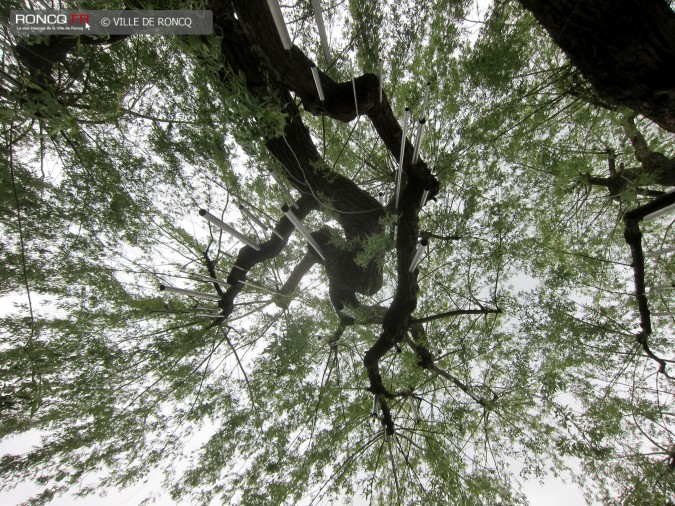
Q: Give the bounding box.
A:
[192,273,223,284]
[199,209,261,251]
[420,187,430,208]
[239,204,268,230]
[238,202,284,238]
[311,65,325,101]
[645,246,675,257]
[238,279,280,295]
[352,76,359,118]
[270,171,299,208]
[421,82,430,120]
[408,239,429,273]
[159,284,221,301]
[643,202,675,221]
[395,108,410,210]
[378,59,383,103]
[412,119,426,164]
[266,0,292,49]
[239,203,286,240]
[372,394,381,417]
[312,0,331,64]
[282,205,327,261]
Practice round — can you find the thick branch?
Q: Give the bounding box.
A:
[623,114,675,186]
[203,251,225,298]
[623,197,675,376]
[200,195,318,330]
[411,307,501,325]
[518,0,675,132]
[208,4,386,314]
[624,190,675,222]
[276,251,318,306]
[209,1,443,427]
[585,139,675,200]
[585,172,667,199]
[231,0,439,193]
[14,35,128,88]
[326,323,346,347]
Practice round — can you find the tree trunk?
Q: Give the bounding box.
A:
[519,0,675,132]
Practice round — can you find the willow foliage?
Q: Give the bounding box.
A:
[1,1,674,505]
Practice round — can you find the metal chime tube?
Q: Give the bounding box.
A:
[420,187,430,207]
[408,239,429,273]
[239,204,267,230]
[420,82,430,120]
[267,0,292,49]
[238,279,280,295]
[412,119,426,164]
[159,284,221,301]
[378,59,383,103]
[645,246,675,257]
[282,205,327,261]
[396,108,410,210]
[241,202,285,239]
[270,171,299,208]
[311,65,325,101]
[199,209,261,251]
[372,394,381,417]
[643,202,675,221]
[312,0,331,64]
[192,273,223,284]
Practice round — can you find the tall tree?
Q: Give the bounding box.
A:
[1,0,674,505]
[517,0,675,133]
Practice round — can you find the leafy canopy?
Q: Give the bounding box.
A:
[1,0,674,505]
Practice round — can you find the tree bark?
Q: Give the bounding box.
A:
[209,2,387,311]
[622,115,675,186]
[518,0,675,132]
[206,0,442,413]
[622,192,675,376]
